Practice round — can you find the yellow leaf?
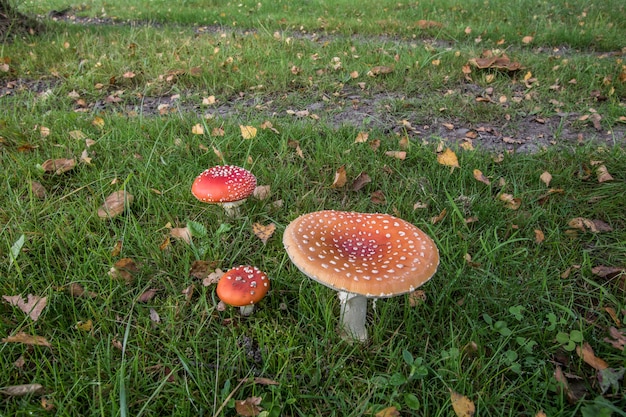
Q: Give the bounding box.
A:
[76,319,93,331]
[540,171,552,186]
[596,165,614,183]
[191,124,204,135]
[331,166,347,188]
[473,169,490,185]
[92,117,105,128]
[450,389,475,417]
[252,222,276,244]
[437,148,459,168]
[375,406,400,417]
[354,131,369,143]
[240,125,257,139]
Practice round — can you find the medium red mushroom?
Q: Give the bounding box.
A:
[216,265,270,316]
[191,165,256,216]
[283,210,439,341]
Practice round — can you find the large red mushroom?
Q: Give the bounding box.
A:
[283,210,439,341]
[191,165,256,216]
[216,265,270,316]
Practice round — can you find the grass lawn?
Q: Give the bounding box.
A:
[1,0,625,416]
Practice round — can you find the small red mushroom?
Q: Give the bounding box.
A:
[191,165,256,216]
[216,265,270,316]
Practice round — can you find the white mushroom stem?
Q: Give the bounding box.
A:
[337,291,368,342]
[239,305,255,316]
[221,200,245,217]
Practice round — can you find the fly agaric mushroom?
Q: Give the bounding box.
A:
[191,165,256,216]
[283,210,439,342]
[216,265,270,316]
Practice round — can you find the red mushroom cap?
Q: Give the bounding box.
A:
[191,165,256,204]
[283,210,439,298]
[216,266,270,307]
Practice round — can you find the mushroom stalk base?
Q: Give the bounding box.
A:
[239,305,255,316]
[221,200,245,217]
[337,292,368,342]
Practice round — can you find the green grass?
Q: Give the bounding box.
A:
[2,0,626,416]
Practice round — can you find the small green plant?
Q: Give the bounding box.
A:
[555,330,584,351]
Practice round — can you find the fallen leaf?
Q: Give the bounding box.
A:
[521,35,534,44]
[76,320,93,331]
[604,327,626,351]
[604,307,621,326]
[41,158,76,175]
[591,265,625,279]
[367,66,394,76]
[30,181,47,199]
[149,308,160,323]
[354,131,369,143]
[108,257,139,284]
[540,171,552,186]
[203,95,217,105]
[596,165,614,183]
[287,139,304,158]
[431,208,447,224]
[250,377,279,386]
[203,268,225,286]
[240,125,257,139]
[2,294,47,321]
[450,389,475,417]
[2,332,51,347]
[437,148,459,168]
[67,282,97,298]
[252,222,276,244]
[375,406,400,417]
[331,166,347,188]
[416,19,443,29]
[235,396,263,417]
[370,190,386,204]
[369,139,381,151]
[468,54,522,71]
[138,288,158,303]
[535,411,547,417]
[385,150,406,160]
[191,124,204,135]
[97,191,133,219]
[92,116,105,128]
[80,149,92,165]
[498,193,521,210]
[211,127,225,137]
[554,365,577,404]
[534,229,545,244]
[253,185,271,200]
[189,260,213,280]
[41,396,55,411]
[0,384,45,397]
[351,172,372,192]
[170,227,192,244]
[473,169,490,185]
[568,217,612,233]
[576,342,608,371]
[408,290,426,307]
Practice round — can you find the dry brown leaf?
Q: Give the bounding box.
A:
[498,193,521,210]
[80,149,92,165]
[253,222,276,244]
[375,406,400,417]
[369,139,381,151]
[370,190,386,204]
[2,294,47,321]
[235,397,263,417]
[385,150,406,160]
[576,342,609,371]
[431,208,447,224]
[0,384,45,397]
[97,191,133,219]
[149,308,160,323]
[191,124,204,135]
[331,166,347,188]
[211,127,225,137]
[367,66,394,77]
[138,288,158,303]
[250,377,279,386]
[535,410,547,417]
[67,282,97,298]
[534,229,545,244]
[437,148,459,168]
[604,327,626,351]
[540,171,552,186]
[188,260,213,280]
[554,365,579,404]
[408,290,426,307]
[30,181,47,199]
[253,185,271,200]
[416,19,443,29]
[473,169,490,185]
[354,131,369,143]
[468,54,522,71]
[76,320,93,332]
[108,257,139,284]
[596,165,614,183]
[2,332,51,347]
[240,125,257,139]
[41,158,76,175]
[450,389,475,417]
[287,139,304,159]
[604,307,621,326]
[591,265,625,279]
[170,227,192,244]
[521,35,534,44]
[568,217,612,233]
[351,172,372,192]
